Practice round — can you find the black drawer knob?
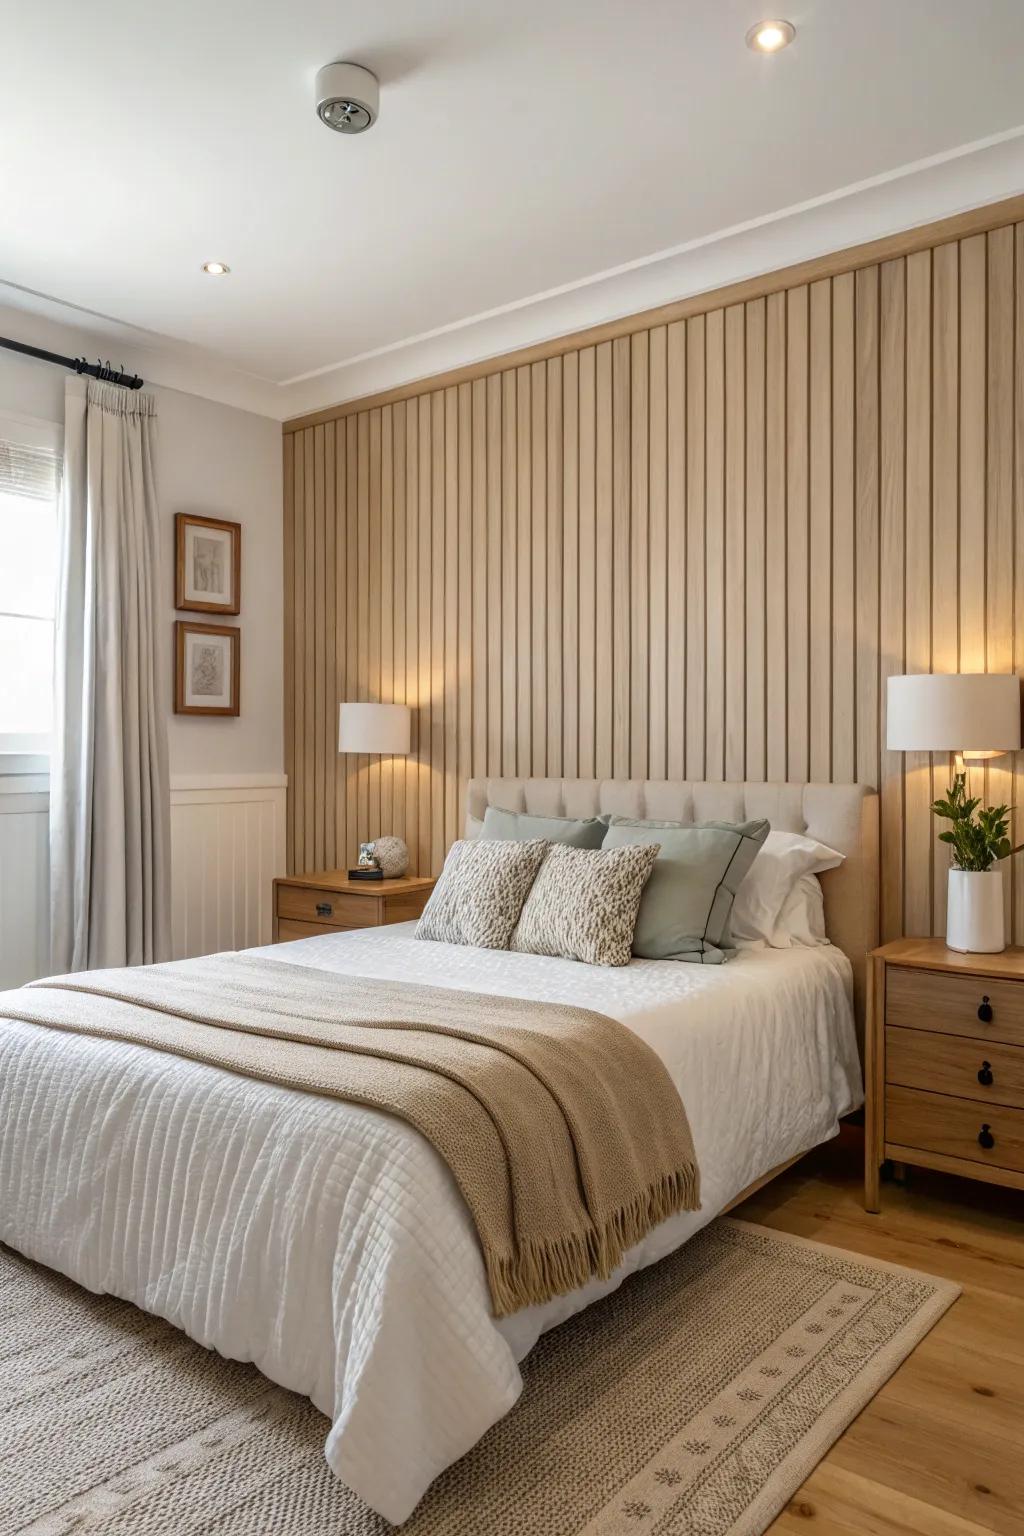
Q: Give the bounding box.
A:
[316,901,333,917]
[978,996,993,1024]
[978,1123,995,1150]
[978,1061,994,1086]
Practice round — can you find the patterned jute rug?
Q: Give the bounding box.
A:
[1,1219,958,1536]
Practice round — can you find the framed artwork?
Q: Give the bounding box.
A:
[174,621,240,716]
[175,513,241,614]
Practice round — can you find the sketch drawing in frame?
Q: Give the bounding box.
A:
[174,621,240,716]
[175,513,241,614]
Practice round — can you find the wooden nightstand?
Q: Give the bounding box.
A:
[865,937,1024,1211]
[273,871,436,943]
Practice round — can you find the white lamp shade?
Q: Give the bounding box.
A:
[338,702,411,755]
[886,674,1021,757]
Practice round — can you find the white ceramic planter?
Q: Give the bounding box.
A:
[946,868,1005,953]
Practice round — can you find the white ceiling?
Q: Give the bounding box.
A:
[3,0,1024,419]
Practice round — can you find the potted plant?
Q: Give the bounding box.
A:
[931,774,1021,952]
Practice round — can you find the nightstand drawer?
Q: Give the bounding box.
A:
[886,965,1024,1047]
[886,1084,1024,1174]
[276,918,359,942]
[886,1026,1024,1109]
[276,886,381,928]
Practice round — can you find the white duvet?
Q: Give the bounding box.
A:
[0,926,861,1524]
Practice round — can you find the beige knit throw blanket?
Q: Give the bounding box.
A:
[11,953,700,1316]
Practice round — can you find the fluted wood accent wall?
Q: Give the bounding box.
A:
[284,207,1024,944]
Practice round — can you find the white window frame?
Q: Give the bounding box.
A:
[0,407,63,774]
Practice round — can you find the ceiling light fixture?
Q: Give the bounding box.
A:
[201,261,230,276]
[315,61,379,134]
[746,19,795,53]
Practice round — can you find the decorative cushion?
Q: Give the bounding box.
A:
[511,843,660,967]
[481,805,609,849]
[416,837,548,949]
[601,816,770,963]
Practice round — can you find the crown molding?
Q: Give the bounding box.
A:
[282,126,1024,427]
[6,127,1024,428]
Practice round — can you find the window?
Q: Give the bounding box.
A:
[0,413,62,760]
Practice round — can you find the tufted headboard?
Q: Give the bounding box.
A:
[465,778,879,1051]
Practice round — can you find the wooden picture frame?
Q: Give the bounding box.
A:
[175,513,241,614]
[174,621,240,716]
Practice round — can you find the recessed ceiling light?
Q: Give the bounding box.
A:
[201,261,230,276]
[746,19,795,53]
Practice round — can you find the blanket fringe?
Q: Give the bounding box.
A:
[484,1164,701,1318]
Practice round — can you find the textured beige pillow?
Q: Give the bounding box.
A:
[415,837,548,949]
[511,843,660,967]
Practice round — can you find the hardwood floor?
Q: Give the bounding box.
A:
[734,1126,1024,1536]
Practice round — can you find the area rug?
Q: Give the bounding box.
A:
[0,1219,958,1536]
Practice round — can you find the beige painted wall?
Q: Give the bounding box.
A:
[282,208,1024,945]
[0,329,283,776]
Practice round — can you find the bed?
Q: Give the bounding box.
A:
[0,777,878,1525]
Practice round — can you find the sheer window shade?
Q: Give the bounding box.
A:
[0,438,62,502]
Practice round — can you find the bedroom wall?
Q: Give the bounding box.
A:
[281,199,1024,946]
[0,337,286,984]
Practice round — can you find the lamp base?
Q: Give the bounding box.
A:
[348,867,384,881]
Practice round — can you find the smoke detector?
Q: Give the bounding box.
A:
[315,62,379,134]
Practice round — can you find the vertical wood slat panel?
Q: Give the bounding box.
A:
[561,352,579,778]
[648,326,668,780]
[530,361,547,776]
[665,321,686,779]
[931,242,958,933]
[284,211,1024,948]
[629,330,649,779]
[808,279,832,784]
[345,418,358,871]
[1014,223,1024,944]
[831,273,855,785]
[904,249,932,938]
[684,316,705,781]
[987,227,1015,918]
[744,299,766,782]
[282,432,295,872]
[546,357,564,778]
[516,366,532,778]
[612,336,631,778]
[704,309,725,781]
[764,292,787,781]
[594,343,613,779]
[878,259,906,940]
[312,424,326,871]
[854,268,879,801]
[785,286,809,782]
[324,424,337,869]
[723,304,745,782]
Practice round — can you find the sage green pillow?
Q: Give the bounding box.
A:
[481,805,609,849]
[601,816,770,963]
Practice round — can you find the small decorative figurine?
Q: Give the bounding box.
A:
[371,835,410,878]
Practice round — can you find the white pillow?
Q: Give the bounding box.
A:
[730,830,844,948]
[772,872,828,948]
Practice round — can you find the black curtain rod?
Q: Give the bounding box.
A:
[0,334,144,390]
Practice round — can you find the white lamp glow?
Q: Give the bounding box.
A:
[338,702,411,756]
[886,674,1021,760]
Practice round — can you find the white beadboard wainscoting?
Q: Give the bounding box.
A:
[0,773,286,988]
[0,785,50,988]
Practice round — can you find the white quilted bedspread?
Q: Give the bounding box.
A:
[0,927,861,1524]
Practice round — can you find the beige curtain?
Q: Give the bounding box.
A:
[50,378,171,971]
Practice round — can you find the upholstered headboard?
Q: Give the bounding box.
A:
[465,778,879,1049]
